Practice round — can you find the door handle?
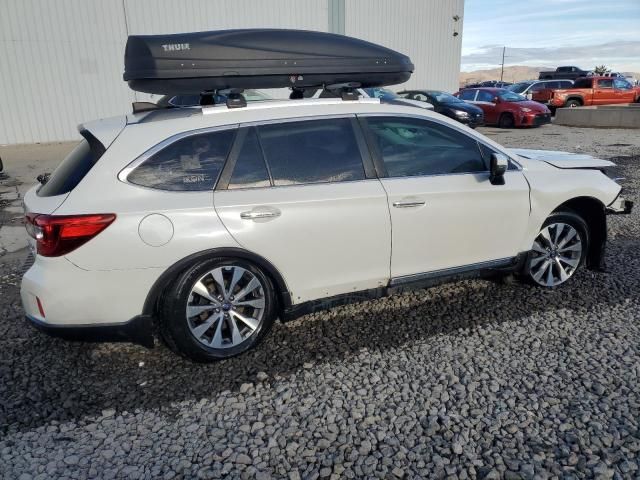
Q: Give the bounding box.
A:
[240,207,281,220]
[393,200,426,208]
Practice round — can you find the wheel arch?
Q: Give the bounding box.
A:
[565,96,584,106]
[142,248,292,318]
[551,196,607,270]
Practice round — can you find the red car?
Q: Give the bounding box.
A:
[456,88,552,128]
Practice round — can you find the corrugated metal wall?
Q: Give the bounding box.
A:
[0,0,463,145]
[346,0,464,93]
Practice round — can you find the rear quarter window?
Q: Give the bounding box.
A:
[37,132,104,197]
[127,129,236,191]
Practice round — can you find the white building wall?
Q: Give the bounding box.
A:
[0,0,463,145]
[345,0,464,93]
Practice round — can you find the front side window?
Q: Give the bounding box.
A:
[128,129,235,191]
[613,79,631,89]
[257,118,365,186]
[365,117,487,178]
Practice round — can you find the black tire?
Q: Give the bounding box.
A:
[159,257,277,362]
[525,211,589,288]
[498,113,515,128]
[564,99,582,108]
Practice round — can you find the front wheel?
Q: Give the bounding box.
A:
[565,99,582,108]
[498,113,515,128]
[526,212,589,288]
[160,258,277,362]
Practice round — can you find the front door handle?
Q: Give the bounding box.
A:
[393,200,426,208]
[240,207,281,220]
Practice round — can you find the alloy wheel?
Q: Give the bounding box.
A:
[529,222,583,287]
[186,265,266,348]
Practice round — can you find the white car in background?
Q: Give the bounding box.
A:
[21,97,632,362]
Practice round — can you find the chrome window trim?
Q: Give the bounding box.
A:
[358,112,523,173]
[239,113,356,128]
[117,124,239,189]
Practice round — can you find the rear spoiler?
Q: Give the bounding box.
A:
[78,115,127,151]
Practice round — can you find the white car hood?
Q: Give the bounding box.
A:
[511,148,615,169]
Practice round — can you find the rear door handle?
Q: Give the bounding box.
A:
[240,207,281,220]
[393,200,426,208]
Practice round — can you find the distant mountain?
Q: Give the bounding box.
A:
[459,66,551,86]
[459,66,640,87]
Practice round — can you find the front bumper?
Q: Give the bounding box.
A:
[521,113,551,126]
[607,194,634,214]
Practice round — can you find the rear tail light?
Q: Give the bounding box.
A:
[24,213,116,257]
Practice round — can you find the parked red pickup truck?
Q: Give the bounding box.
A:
[538,76,640,108]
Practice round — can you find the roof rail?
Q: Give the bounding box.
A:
[201,97,380,115]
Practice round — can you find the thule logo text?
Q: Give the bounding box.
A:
[161,43,190,52]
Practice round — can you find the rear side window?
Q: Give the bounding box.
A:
[476,90,494,102]
[257,118,365,186]
[574,78,592,88]
[597,79,613,88]
[128,129,235,191]
[227,128,271,189]
[459,90,476,101]
[365,117,487,177]
[38,135,103,197]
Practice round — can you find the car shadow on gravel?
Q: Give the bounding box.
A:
[2,233,638,435]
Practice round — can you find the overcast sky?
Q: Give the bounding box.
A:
[461,0,640,72]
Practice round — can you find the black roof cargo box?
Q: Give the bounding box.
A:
[123,29,413,94]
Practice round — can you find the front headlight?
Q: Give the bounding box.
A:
[455,110,469,117]
[521,108,532,113]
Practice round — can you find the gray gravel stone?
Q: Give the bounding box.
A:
[1,133,640,480]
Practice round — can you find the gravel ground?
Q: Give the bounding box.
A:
[1,125,640,479]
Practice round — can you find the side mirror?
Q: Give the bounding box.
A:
[490,153,508,185]
[492,96,500,103]
[0,156,3,173]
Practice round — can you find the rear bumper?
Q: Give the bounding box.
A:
[21,255,162,346]
[26,314,154,347]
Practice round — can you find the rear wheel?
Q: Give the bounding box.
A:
[565,99,582,108]
[160,258,277,362]
[498,113,515,128]
[526,211,589,288]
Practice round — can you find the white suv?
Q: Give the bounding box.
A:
[21,97,632,361]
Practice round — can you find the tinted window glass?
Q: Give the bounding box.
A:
[477,90,495,102]
[228,128,271,189]
[257,118,365,186]
[128,129,235,191]
[559,81,573,88]
[479,143,518,171]
[366,117,487,177]
[574,78,592,88]
[597,79,613,88]
[38,139,101,197]
[459,90,476,100]
[614,79,631,89]
[530,83,546,92]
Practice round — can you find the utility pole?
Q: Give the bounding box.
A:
[500,46,506,82]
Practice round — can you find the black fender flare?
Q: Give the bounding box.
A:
[142,248,292,317]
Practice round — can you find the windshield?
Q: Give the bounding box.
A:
[497,90,527,102]
[431,91,463,103]
[506,82,532,94]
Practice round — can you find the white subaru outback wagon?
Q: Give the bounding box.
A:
[21,97,632,361]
